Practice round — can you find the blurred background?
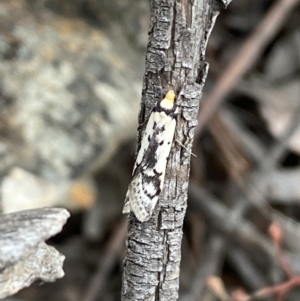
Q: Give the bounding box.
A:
[1,0,300,300]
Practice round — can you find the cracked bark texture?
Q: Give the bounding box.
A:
[122,0,226,300]
[0,208,70,298]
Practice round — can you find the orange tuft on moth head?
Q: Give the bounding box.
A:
[160,90,176,110]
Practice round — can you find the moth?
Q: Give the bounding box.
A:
[123,90,178,222]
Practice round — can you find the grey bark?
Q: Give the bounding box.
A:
[0,207,70,298]
[121,0,226,300]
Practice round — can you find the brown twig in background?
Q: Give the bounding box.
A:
[228,246,269,290]
[187,94,300,299]
[195,0,300,136]
[82,217,127,301]
[207,223,300,301]
[208,113,250,181]
[240,224,300,301]
[236,99,300,252]
[189,184,278,258]
[269,224,295,280]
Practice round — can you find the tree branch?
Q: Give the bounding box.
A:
[121,1,225,300]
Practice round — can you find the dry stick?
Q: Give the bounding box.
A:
[82,217,127,301]
[121,1,223,300]
[236,225,300,301]
[216,109,265,165]
[195,0,300,136]
[252,277,300,301]
[208,113,250,181]
[227,246,269,291]
[188,188,299,300]
[267,168,300,204]
[188,184,276,261]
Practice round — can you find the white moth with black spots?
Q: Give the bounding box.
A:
[123,90,178,222]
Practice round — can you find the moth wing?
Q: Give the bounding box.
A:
[130,172,159,222]
[154,117,177,176]
[132,112,156,174]
[129,118,176,222]
[123,108,177,222]
[122,191,131,214]
[123,112,156,216]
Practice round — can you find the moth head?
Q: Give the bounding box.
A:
[160,90,176,110]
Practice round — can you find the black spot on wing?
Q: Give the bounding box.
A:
[140,171,162,198]
[144,188,161,199]
[153,169,162,176]
[131,118,171,188]
[135,130,161,170]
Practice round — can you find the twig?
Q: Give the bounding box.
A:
[266,168,300,203]
[188,184,276,263]
[235,99,300,252]
[227,247,268,291]
[234,224,300,301]
[121,1,222,300]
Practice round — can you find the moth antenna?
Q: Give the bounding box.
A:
[175,139,197,157]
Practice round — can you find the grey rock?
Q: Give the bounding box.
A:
[0,0,145,181]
